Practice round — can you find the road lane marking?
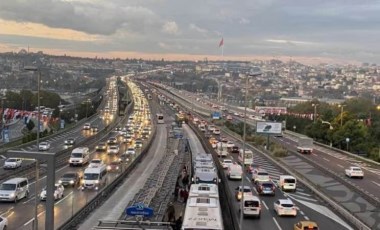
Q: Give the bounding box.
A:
[371,181,380,187]
[24,210,45,226]
[337,164,344,168]
[23,195,35,204]
[272,217,283,230]
[0,207,14,216]
[304,216,310,220]
[322,157,329,161]
[262,200,268,210]
[55,191,73,205]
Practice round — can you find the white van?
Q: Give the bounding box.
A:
[228,164,243,180]
[82,164,107,190]
[241,195,261,218]
[0,178,29,202]
[69,147,90,166]
[279,175,297,192]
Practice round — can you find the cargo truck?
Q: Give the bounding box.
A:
[297,137,313,154]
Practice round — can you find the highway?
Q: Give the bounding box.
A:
[0,77,136,230]
[183,123,352,230]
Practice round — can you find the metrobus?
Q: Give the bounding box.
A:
[156,113,164,124]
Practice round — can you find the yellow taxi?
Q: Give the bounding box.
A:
[294,221,318,230]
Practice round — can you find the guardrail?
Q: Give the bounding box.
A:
[284,130,380,166]
[59,103,157,230]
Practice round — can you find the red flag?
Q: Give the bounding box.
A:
[219,38,224,47]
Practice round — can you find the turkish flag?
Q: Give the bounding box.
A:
[219,38,224,47]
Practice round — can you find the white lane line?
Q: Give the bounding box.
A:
[371,181,380,187]
[28,164,69,186]
[262,200,268,210]
[22,195,35,204]
[322,157,329,161]
[337,164,344,168]
[24,210,45,226]
[272,217,283,230]
[55,191,73,205]
[0,207,13,216]
[304,216,310,220]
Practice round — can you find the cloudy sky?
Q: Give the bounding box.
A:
[0,0,379,63]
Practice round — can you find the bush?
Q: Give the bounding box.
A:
[273,147,288,157]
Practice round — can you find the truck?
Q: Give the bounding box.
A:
[297,137,313,154]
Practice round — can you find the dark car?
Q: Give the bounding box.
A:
[91,125,99,133]
[255,181,276,196]
[231,146,239,154]
[64,138,76,146]
[107,161,122,172]
[58,172,81,187]
[96,142,107,151]
[107,137,118,145]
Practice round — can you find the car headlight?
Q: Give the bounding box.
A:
[107,166,111,170]
[9,192,15,198]
[95,180,99,184]
[116,166,119,170]
[58,180,62,184]
[78,159,83,163]
[70,180,74,184]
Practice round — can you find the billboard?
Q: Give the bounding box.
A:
[256,121,283,135]
[255,106,287,115]
[212,111,221,120]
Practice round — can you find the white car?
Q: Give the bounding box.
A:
[83,123,91,130]
[345,166,364,179]
[89,159,104,168]
[126,147,136,155]
[221,159,233,169]
[107,145,120,154]
[226,141,235,148]
[38,142,50,151]
[252,169,270,183]
[213,129,221,135]
[40,184,64,201]
[3,158,22,169]
[0,216,7,230]
[274,199,297,217]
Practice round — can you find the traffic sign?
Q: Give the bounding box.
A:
[125,203,154,217]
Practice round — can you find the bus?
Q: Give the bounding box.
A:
[238,149,254,165]
[156,113,164,124]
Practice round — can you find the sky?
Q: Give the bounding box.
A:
[0,0,379,64]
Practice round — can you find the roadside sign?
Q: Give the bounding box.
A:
[3,127,9,143]
[212,111,221,120]
[126,203,154,217]
[60,119,65,129]
[256,121,282,135]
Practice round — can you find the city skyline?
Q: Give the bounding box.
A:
[0,0,379,64]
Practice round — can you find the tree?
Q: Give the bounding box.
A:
[26,120,35,131]
[331,120,369,152]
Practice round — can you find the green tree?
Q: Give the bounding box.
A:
[26,120,35,131]
[331,120,369,152]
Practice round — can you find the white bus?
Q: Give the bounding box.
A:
[238,149,254,165]
[182,184,223,230]
[156,113,164,124]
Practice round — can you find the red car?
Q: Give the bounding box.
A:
[247,163,260,174]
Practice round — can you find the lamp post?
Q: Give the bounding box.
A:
[322,121,333,147]
[346,138,350,151]
[24,66,41,230]
[339,104,346,127]
[239,71,261,229]
[312,103,318,123]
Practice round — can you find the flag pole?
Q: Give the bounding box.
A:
[221,44,224,58]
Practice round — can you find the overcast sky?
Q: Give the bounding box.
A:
[0,0,379,63]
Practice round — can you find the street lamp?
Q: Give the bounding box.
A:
[24,66,41,230]
[312,103,318,123]
[338,104,346,127]
[321,121,333,147]
[346,138,350,151]
[239,71,261,229]
[293,125,296,132]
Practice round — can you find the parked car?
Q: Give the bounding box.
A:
[3,158,22,169]
[274,199,297,217]
[40,184,64,201]
[255,181,276,196]
[38,142,50,151]
[58,172,81,187]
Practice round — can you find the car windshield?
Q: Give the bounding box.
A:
[281,203,294,208]
[40,143,47,146]
[71,153,83,158]
[0,183,16,190]
[284,178,296,183]
[258,172,268,176]
[91,160,101,164]
[62,173,76,178]
[6,159,17,162]
[110,146,118,149]
[240,188,251,192]
[353,168,362,171]
[84,173,99,180]
[128,148,134,151]
[262,183,273,187]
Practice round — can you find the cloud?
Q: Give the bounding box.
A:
[238,18,250,25]
[189,24,208,34]
[266,39,316,46]
[162,21,179,35]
